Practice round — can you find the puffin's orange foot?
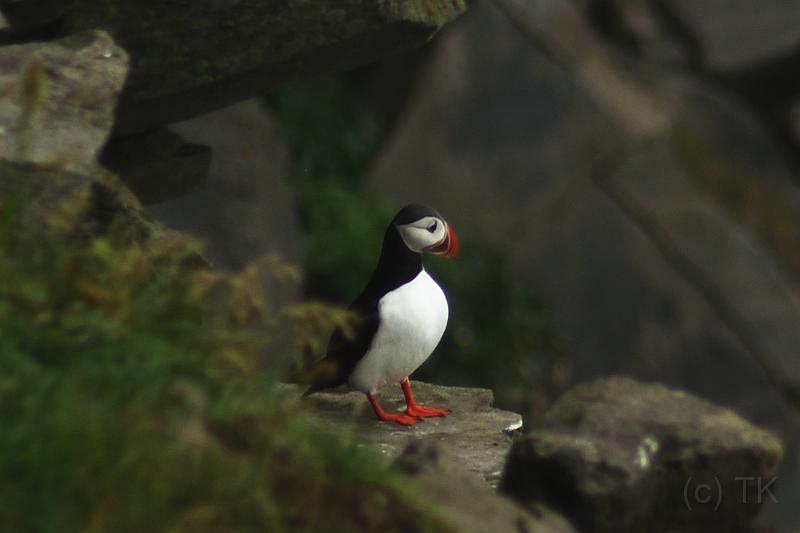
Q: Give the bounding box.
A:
[377,412,420,425]
[400,379,451,418]
[367,392,420,425]
[406,405,451,418]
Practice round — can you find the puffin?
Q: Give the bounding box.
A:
[303,204,459,425]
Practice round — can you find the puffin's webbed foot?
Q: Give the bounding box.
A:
[367,392,420,426]
[406,404,451,417]
[401,378,451,418]
[378,412,421,425]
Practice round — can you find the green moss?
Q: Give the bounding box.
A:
[0,191,446,533]
[378,0,469,26]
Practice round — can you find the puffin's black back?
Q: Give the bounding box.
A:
[303,207,429,393]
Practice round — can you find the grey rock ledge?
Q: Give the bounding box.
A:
[281,380,523,488]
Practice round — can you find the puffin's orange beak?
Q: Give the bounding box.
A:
[430,224,459,258]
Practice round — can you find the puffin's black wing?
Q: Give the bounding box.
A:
[302,302,380,396]
[302,219,423,396]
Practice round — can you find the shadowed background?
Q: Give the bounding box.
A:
[140,3,800,529]
[3,0,800,531]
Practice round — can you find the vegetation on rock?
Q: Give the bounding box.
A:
[0,184,446,533]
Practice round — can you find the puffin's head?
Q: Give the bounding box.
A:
[392,204,459,258]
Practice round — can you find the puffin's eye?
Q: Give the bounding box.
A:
[426,222,438,233]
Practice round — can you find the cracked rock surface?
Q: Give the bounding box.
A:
[500,377,784,533]
[282,380,523,488]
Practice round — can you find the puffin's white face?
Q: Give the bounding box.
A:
[395,216,459,257]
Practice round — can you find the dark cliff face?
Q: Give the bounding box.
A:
[1,0,468,135]
[3,0,800,531]
[363,2,800,531]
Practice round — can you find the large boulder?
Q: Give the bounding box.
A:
[396,441,577,533]
[2,0,468,134]
[0,30,127,172]
[145,99,297,274]
[144,100,300,371]
[662,0,800,73]
[500,377,783,532]
[0,29,143,240]
[0,28,196,251]
[100,128,212,205]
[573,0,800,74]
[0,161,149,241]
[602,140,800,405]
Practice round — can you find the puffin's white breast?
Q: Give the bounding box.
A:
[348,269,448,393]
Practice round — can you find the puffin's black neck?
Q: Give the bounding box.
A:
[358,224,422,305]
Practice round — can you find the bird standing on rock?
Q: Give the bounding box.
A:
[303,204,459,425]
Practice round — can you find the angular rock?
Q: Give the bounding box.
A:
[0,160,150,241]
[145,100,299,366]
[100,128,212,205]
[147,101,291,266]
[396,442,577,533]
[0,159,210,271]
[0,30,127,172]
[18,0,469,134]
[604,139,800,408]
[496,0,668,137]
[500,377,784,533]
[0,0,75,35]
[662,78,800,189]
[663,0,800,73]
[575,0,695,66]
[283,381,523,487]
[367,1,614,250]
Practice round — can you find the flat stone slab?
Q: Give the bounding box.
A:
[281,381,522,487]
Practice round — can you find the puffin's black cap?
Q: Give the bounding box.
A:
[393,204,442,225]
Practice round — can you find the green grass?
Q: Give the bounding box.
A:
[0,189,446,533]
